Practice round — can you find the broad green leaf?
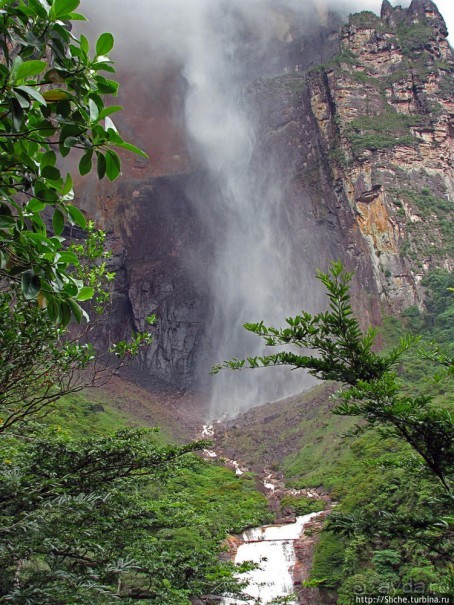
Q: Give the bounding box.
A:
[59,251,79,265]
[67,204,86,228]
[60,143,71,158]
[67,12,87,20]
[99,105,123,119]
[42,165,61,181]
[114,140,149,159]
[77,286,94,301]
[88,98,99,122]
[80,34,89,55]
[30,118,55,137]
[61,123,84,140]
[47,297,61,322]
[60,301,71,326]
[23,231,55,249]
[68,298,83,323]
[41,150,57,168]
[13,90,31,109]
[63,136,81,148]
[105,149,121,181]
[10,97,24,130]
[43,89,71,102]
[63,281,79,296]
[96,33,114,57]
[31,215,47,234]
[27,199,46,213]
[94,63,116,74]
[21,270,41,299]
[26,0,49,17]
[52,0,80,19]
[79,150,93,176]
[63,173,73,196]
[52,209,65,235]
[14,60,47,81]
[97,151,106,179]
[0,215,15,228]
[96,78,119,94]
[15,85,46,106]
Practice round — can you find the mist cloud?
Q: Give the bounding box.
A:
[80,0,390,68]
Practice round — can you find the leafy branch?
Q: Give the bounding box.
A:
[212,261,453,495]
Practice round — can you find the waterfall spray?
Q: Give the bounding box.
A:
[181,3,323,418]
[80,0,409,418]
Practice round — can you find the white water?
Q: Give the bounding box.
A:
[221,513,319,605]
[180,3,323,419]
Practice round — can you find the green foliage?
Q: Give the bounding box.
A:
[311,532,345,588]
[0,426,227,604]
[288,419,454,595]
[330,49,359,67]
[292,303,453,601]
[163,463,272,535]
[349,131,416,153]
[346,112,424,154]
[0,3,272,604]
[0,392,271,604]
[0,282,93,431]
[213,261,453,494]
[42,391,136,438]
[280,495,326,515]
[215,262,453,600]
[396,189,454,262]
[348,11,382,28]
[422,270,454,341]
[396,22,434,56]
[0,226,153,432]
[0,0,147,322]
[213,262,398,385]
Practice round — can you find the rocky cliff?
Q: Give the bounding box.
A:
[79,0,453,393]
[305,0,453,311]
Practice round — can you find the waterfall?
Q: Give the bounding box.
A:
[180,2,321,419]
[81,0,394,418]
[221,513,319,605]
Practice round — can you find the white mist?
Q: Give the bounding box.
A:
[181,2,322,419]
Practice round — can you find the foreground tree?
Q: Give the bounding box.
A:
[0,4,247,602]
[0,0,146,321]
[212,261,453,495]
[0,427,221,604]
[0,0,154,430]
[0,224,154,432]
[213,262,453,600]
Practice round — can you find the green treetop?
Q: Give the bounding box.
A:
[0,0,146,323]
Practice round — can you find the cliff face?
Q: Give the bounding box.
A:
[81,0,453,392]
[305,0,453,311]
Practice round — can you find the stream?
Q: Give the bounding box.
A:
[200,424,325,604]
[220,513,319,605]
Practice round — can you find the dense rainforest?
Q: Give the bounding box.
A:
[0,1,452,604]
